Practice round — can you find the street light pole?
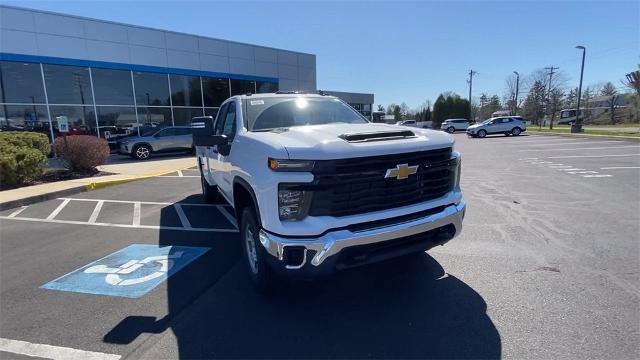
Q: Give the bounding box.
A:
[572,46,586,133]
[513,71,519,115]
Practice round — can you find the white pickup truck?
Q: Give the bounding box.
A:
[192,92,465,291]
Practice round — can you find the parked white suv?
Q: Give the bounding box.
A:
[440,119,470,133]
[192,93,465,290]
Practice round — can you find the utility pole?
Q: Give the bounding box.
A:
[467,70,477,121]
[543,66,559,130]
[513,71,519,115]
[572,46,586,133]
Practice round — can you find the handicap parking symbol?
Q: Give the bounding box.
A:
[41,244,209,298]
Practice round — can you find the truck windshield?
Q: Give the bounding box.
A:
[246,97,368,131]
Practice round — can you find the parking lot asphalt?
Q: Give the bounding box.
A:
[0,134,638,359]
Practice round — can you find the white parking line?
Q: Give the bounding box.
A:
[133,201,141,226]
[0,215,238,232]
[582,174,613,178]
[559,168,585,171]
[0,337,120,360]
[217,205,238,228]
[177,170,184,177]
[88,200,104,223]
[46,198,71,220]
[174,204,192,229]
[7,206,27,218]
[600,166,640,170]
[518,145,639,152]
[510,140,623,147]
[548,154,640,159]
[567,171,598,174]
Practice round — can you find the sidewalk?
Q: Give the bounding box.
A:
[0,156,197,210]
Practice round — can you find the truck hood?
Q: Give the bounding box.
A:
[251,123,454,160]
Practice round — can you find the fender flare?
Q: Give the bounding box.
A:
[233,176,261,225]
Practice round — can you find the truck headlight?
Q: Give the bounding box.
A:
[268,158,315,172]
[278,185,312,220]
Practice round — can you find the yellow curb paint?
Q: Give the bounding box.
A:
[83,165,196,192]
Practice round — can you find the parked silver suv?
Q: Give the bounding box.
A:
[466,117,527,138]
[441,119,470,133]
[118,126,193,160]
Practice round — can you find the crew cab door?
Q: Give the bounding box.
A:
[209,101,237,200]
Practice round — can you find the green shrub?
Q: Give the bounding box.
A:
[0,131,51,156]
[53,135,110,173]
[0,137,48,186]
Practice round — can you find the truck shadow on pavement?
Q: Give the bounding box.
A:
[104,197,502,359]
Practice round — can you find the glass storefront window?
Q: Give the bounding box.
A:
[256,81,278,94]
[0,104,51,138]
[204,107,220,118]
[170,74,202,107]
[49,105,96,137]
[0,61,46,104]
[43,64,93,105]
[172,107,203,126]
[202,77,230,107]
[96,106,136,140]
[133,71,170,106]
[230,79,256,96]
[136,107,173,128]
[92,68,134,105]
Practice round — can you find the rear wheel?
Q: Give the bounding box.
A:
[446,127,455,133]
[477,129,487,138]
[240,207,273,292]
[512,127,522,136]
[200,171,218,203]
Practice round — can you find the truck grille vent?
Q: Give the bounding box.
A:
[338,130,415,142]
[307,147,455,217]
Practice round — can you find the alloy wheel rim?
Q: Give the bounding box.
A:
[245,228,259,274]
[136,147,149,159]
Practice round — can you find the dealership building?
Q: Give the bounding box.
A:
[0,5,373,141]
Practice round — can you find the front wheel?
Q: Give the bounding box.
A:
[446,127,455,134]
[132,144,151,160]
[240,207,273,292]
[512,127,522,136]
[477,129,487,138]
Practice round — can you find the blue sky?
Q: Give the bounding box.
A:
[5,0,638,109]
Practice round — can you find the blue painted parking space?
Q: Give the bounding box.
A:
[41,244,209,298]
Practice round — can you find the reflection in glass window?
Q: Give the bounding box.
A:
[256,81,278,93]
[49,105,96,136]
[172,107,203,126]
[202,77,229,107]
[0,104,51,138]
[136,107,173,128]
[92,68,134,105]
[230,79,256,96]
[96,106,136,140]
[0,61,46,104]
[133,71,170,106]
[170,75,202,107]
[43,64,93,105]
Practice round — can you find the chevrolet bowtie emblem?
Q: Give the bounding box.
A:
[384,163,419,180]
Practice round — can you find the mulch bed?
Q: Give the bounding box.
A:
[0,169,115,191]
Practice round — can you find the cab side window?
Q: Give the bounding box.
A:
[214,103,229,136]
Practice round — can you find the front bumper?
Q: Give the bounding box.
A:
[259,200,466,274]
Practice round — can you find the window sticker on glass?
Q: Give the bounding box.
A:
[250,100,264,106]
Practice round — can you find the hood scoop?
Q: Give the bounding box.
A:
[338,130,416,143]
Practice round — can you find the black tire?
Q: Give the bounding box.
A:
[132,144,151,160]
[240,206,273,292]
[512,127,522,136]
[477,129,487,138]
[446,127,455,134]
[504,132,511,136]
[200,171,218,203]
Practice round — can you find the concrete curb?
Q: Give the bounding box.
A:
[527,131,640,142]
[0,166,196,211]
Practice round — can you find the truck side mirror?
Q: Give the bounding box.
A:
[192,116,219,146]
